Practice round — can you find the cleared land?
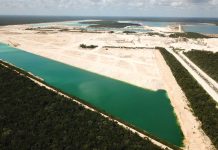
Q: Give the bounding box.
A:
[176,51,218,102]
[156,50,215,150]
[158,47,218,149]
[0,24,217,150]
[0,27,166,91]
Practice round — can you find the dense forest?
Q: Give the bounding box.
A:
[169,32,210,39]
[184,50,218,82]
[0,63,163,150]
[157,47,218,149]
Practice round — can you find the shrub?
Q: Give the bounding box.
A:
[80,44,98,49]
[123,31,136,34]
[169,32,210,39]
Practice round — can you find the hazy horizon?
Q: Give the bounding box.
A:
[0,0,218,18]
[1,15,218,19]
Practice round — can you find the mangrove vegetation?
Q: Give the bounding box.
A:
[80,21,141,28]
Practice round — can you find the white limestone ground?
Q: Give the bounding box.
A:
[0,24,217,150]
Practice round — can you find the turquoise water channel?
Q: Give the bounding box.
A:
[0,43,184,147]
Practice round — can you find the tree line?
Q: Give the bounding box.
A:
[169,32,210,39]
[157,47,218,149]
[0,63,163,150]
[184,50,218,82]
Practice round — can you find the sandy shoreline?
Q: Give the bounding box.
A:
[0,24,217,149]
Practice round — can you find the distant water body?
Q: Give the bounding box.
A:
[1,15,218,25]
[0,15,218,34]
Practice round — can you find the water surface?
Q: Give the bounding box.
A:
[0,43,184,146]
[183,24,218,34]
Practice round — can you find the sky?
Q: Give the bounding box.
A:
[0,0,218,17]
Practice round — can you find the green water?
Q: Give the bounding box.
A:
[0,43,184,146]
